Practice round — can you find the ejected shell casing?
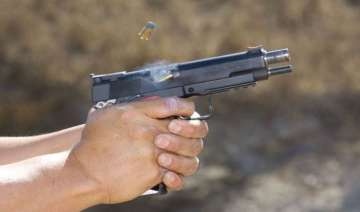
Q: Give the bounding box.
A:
[138,21,157,40]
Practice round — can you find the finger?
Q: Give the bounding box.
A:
[163,171,184,191]
[155,134,204,157]
[142,96,161,101]
[168,119,209,138]
[154,119,172,133]
[132,97,195,119]
[115,107,171,134]
[158,153,200,176]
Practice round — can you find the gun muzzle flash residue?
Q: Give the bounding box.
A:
[148,64,179,83]
[138,21,157,40]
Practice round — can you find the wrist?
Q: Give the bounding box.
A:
[61,152,108,209]
[0,152,106,211]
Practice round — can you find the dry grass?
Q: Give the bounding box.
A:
[0,0,359,134]
[1,1,360,211]
[0,1,358,127]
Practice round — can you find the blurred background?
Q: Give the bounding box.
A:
[1,0,360,211]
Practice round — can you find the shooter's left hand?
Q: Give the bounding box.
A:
[155,117,208,190]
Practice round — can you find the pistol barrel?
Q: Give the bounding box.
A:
[264,49,290,65]
[268,65,293,76]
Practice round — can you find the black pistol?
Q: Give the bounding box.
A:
[90,46,293,195]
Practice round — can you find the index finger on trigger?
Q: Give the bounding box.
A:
[168,119,209,139]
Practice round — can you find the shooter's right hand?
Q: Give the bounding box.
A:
[65,97,195,204]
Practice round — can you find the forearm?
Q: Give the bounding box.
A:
[0,151,103,211]
[0,125,84,165]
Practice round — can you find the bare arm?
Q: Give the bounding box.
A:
[0,125,84,165]
[0,98,209,211]
[0,151,104,211]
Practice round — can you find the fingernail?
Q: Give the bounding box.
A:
[155,136,169,148]
[159,154,172,167]
[169,121,181,133]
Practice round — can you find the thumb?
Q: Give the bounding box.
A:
[132,97,195,119]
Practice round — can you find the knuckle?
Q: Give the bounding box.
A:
[132,125,155,139]
[119,111,132,122]
[118,107,138,122]
[168,136,180,151]
[132,125,147,137]
[168,155,179,169]
[165,97,179,113]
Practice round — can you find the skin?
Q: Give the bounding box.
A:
[0,97,208,211]
[0,125,84,165]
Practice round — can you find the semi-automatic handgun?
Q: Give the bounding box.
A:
[90,46,293,195]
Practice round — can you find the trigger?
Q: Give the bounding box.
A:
[181,95,214,121]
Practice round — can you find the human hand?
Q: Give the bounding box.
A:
[66,97,195,204]
[155,115,208,190]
